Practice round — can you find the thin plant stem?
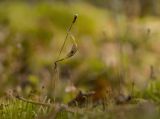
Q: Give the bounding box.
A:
[56,14,78,62]
[50,14,78,101]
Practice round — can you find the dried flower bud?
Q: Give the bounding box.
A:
[72,14,78,23]
[66,44,78,58]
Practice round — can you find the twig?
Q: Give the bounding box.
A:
[15,95,85,114]
[16,95,51,107]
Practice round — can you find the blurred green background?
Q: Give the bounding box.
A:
[0,0,160,101]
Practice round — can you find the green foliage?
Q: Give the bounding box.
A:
[142,80,160,102]
[0,99,49,119]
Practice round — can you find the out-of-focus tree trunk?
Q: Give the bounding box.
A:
[86,0,160,17]
[122,0,140,18]
[139,0,153,17]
